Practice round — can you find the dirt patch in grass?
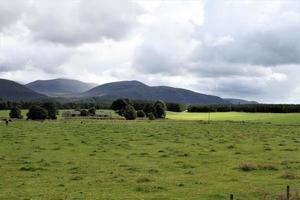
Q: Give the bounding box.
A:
[239,163,278,171]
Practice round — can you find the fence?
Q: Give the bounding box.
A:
[229,185,297,200]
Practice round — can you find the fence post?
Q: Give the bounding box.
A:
[230,194,234,200]
[287,185,290,200]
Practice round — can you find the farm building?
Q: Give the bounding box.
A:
[62,110,81,117]
[95,111,112,118]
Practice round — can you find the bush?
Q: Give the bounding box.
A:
[42,102,58,119]
[9,107,22,119]
[137,110,146,118]
[154,100,167,118]
[88,107,96,116]
[124,105,137,120]
[80,109,89,116]
[148,112,155,120]
[27,105,48,120]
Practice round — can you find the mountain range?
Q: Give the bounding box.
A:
[0,79,46,100]
[26,78,97,97]
[0,78,258,104]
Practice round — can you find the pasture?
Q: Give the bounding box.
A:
[167,111,300,125]
[1,111,300,199]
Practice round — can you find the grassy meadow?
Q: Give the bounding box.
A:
[1,110,300,199]
[167,111,300,125]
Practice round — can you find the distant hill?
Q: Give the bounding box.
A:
[0,78,258,104]
[26,78,97,97]
[225,98,259,105]
[0,79,46,100]
[82,80,227,104]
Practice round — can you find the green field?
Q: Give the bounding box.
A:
[167,111,300,125]
[1,110,300,199]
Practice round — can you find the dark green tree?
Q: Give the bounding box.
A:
[88,107,96,116]
[111,99,130,116]
[42,102,58,119]
[124,105,137,120]
[154,100,167,118]
[137,110,146,118]
[27,105,48,120]
[9,107,22,119]
[143,103,156,117]
[148,112,156,120]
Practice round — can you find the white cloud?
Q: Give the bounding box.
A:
[0,0,300,103]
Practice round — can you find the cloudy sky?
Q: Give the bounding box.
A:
[0,0,300,103]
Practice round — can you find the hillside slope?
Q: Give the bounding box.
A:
[26,78,97,97]
[0,79,46,100]
[225,98,259,105]
[83,80,227,104]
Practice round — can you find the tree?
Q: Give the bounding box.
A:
[27,105,48,120]
[166,102,186,112]
[154,100,167,118]
[88,107,96,116]
[80,109,89,116]
[9,107,22,119]
[111,99,130,116]
[148,112,155,120]
[143,103,156,117]
[124,105,137,120]
[137,110,146,118]
[111,99,129,110]
[42,102,58,119]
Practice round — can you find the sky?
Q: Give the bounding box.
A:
[0,0,300,103]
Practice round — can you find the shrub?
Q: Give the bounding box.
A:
[148,112,155,120]
[42,102,58,119]
[137,110,146,118]
[9,107,23,119]
[124,105,137,120]
[80,109,89,116]
[88,107,96,116]
[27,105,48,120]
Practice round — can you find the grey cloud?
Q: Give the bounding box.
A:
[0,0,28,31]
[133,43,183,75]
[0,42,72,73]
[194,27,300,66]
[213,80,265,97]
[193,0,300,66]
[24,0,143,46]
[188,62,273,78]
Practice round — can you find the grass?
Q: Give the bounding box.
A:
[1,110,300,199]
[167,111,300,124]
[2,110,300,125]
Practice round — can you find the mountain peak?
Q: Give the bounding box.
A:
[26,78,97,97]
[101,80,148,87]
[83,80,226,104]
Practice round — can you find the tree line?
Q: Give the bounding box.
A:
[0,100,111,110]
[0,99,186,112]
[188,104,300,113]
[111,99,168,120]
